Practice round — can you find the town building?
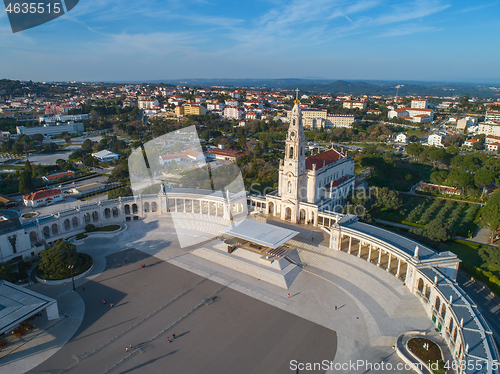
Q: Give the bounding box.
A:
[406,108,434,121]
[42,171,74,182]
[427,134,443,147]
[158,149,204,165]
[463,138,479,148]
[343,100,367,110]
[457,117,478,132]
[17,122,84,137]
[223,106,242,120]
[23,189,63,207]
[326,114,355,128]
[485,110,500,122]
[388,108,409,119]
[92,150,120,162]
[411,99,428,109]
[395,133,408,143]
[485,135,500,144]
[39,114,88,124]
[138,99,159,110]
[478,122,500,137]
[486,142,500,152]
[205,148,244,162]
[70,182,106,196]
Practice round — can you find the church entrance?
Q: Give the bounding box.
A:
[268,202,274,216]
[285,207,292,221]
[299,209,306,224]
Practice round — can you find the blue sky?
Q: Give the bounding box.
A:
[1,0,499,83]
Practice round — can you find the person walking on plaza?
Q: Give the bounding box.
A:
[167,336,171,343]
[102,299,106,304]
[172,334,176,340]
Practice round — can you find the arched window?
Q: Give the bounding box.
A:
[52,223,59,235]
[92,211,99,222]
[132,204,138,214]
[287,181,292,193]
[144,202,150,213]
[64,219,71,231]
[72,217,79,228]
[151,202,157,212]
[104,208,111,218]
[112,207,119,217]
[289,146,294,158]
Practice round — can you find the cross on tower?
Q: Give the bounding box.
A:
[295,88,299,100]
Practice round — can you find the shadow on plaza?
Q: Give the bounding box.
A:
[119,350,179,374]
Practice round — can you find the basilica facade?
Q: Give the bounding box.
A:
[265,98,355,224]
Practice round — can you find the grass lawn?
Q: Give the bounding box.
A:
[407,338,446,374]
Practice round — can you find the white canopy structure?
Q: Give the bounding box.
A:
[220,219,299,249]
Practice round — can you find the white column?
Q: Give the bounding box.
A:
[396,259,401,277]
[387,253,392,272]
[377,249,382,267]
[368,244,372,262]
[200,200,203,214]
[183,199,186,212]
[216,203,219,217]
[348,236,352,254]
[358,241,362,257]
[175,199,178,212]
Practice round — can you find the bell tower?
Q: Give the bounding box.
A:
[279,89,306,203]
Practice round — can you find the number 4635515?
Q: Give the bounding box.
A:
[5,2,62,14]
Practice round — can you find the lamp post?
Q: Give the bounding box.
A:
[67,251,76,290]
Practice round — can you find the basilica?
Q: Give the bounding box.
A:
[265,97,355,224]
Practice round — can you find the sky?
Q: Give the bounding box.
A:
[1,0,500,83]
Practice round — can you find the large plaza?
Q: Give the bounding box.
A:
[2,213,445,374]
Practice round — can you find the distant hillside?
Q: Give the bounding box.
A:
[138,78,500,98]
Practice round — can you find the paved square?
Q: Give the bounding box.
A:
[29,248,337,374]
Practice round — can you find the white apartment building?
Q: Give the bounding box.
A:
[406,108,434,121]
[223,106,242,120]
[343,100,367,110]
[17,122,84,136]
[225,99,239,107]
[485,110,500,122]
[478,122,500,137]
[485,135,500,144]
[427,134,443,147]
[39,114,88,124]
[138,99,159,110]
[411,99,428,109]
[326,114,355,128]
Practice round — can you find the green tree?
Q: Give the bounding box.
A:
[82,139,94,152]
[422,220,455,242]
[19,160,34,193]
[375,187,402,210]
[480,190,500,242]
[39,241,78,279]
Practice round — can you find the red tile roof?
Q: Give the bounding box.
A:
[43,171,74,180]
[24,189,62,201]
[324,175,350,188]
[306,149,343,170]
[206,149,244,158]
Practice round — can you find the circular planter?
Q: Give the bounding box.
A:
[35,253,93,285]
[35,264,93,286]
